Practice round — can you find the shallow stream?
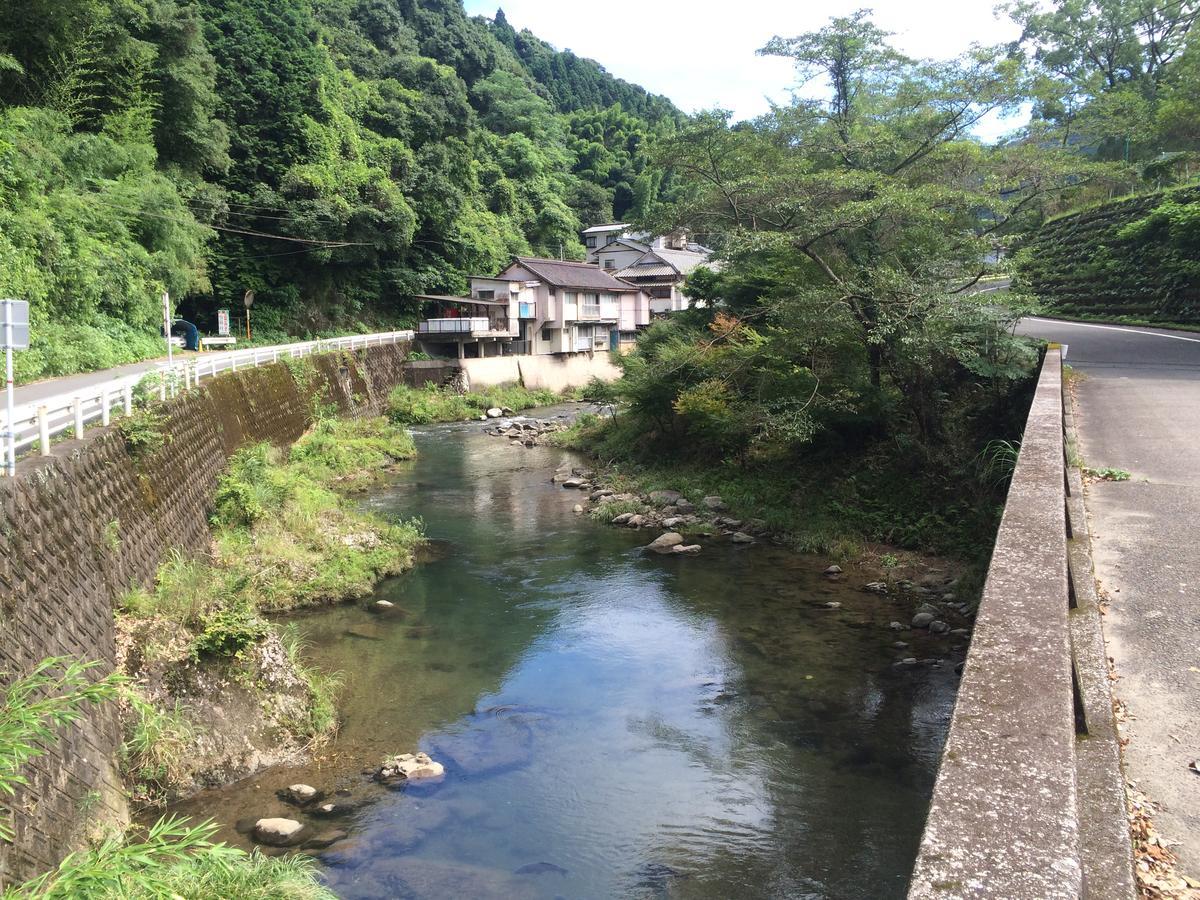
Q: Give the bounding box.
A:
[169,408,963,899]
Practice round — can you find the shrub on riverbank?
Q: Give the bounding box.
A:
[386,382,561,425]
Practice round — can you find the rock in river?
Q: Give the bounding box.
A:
[911,612,936,629]
[253,818,306,847]
[823,565,843,576]
[279,783,321,806]
[377,752,445,783]
[646,532,684,553]
[730,532,755,544]
[672,544,701,555]
[486,407,503,418]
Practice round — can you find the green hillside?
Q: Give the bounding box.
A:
[0,0,679,382]
[1015,185,1200,325]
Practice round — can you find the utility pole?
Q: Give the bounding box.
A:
[162,290,173,368]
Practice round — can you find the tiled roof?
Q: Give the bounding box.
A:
[615,264,677,279]
[509,257,638,291]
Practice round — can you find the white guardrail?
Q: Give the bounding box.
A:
[3,330,413,465]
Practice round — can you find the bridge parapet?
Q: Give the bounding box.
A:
[909,349,1135,899]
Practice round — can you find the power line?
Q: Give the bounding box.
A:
[210,245,358,262]
[89,196,369,248]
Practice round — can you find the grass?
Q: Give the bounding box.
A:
[120,689,197,804]
[386,382,562,425]
[2,815,335,899]
[279,625,343,746]
[0,659,124,843]
[588,497,646,522]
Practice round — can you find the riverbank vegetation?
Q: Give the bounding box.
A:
[386,382,561,425]
[116,415,420,802]
[560,12,1078,564]
[0,659,335,898]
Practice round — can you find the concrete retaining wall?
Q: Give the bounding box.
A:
[0,343,414,886]
[456,353,619,392]
[909,349,1134,898]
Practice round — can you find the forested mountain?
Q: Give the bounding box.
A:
[0,1,679,381]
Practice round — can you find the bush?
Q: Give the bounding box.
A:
[190,602,268,659]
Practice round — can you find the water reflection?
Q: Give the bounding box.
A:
[169,411,961,899]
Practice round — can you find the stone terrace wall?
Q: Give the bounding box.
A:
[0,342,412,885]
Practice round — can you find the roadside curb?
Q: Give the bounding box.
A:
[1063,374,1138,898]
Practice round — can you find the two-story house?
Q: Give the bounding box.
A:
[414,256,651,358]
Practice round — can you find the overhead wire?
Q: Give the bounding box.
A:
[88,196,369,248]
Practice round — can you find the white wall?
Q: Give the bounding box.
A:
[459,353,620,393]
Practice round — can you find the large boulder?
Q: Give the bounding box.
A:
[486,407,503,418]
[702,495,726,511]
[646,532,684,553]
[648,490,682,505]
[253,818,306,847]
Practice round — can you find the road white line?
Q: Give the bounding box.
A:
[1023,317,1200,345]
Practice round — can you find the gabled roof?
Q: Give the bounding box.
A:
[581,222,630,234]
[502,257,638,292]
[616,247,712,281]
[594,237,650,254]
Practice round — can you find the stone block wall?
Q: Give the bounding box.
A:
[0,342,412,885]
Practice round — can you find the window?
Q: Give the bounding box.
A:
[581,293,600,318]
[540,327,552,343]
[585,236,596,248]
[476,289,495,300]
[603,259,615,270]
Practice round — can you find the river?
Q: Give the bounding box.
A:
[169,408,962,899]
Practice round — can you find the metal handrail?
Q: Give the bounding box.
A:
[3,329,413,462]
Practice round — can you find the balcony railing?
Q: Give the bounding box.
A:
[419,317,489,334]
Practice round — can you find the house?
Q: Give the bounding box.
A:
[580,223,714,315]
[415,256,651,358]
[614,242,714,317]
[581,223,634,263]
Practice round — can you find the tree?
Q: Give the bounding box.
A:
[636,11,1083,453]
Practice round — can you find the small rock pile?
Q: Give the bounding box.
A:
[242,750,447,854]
[484,415,570,448]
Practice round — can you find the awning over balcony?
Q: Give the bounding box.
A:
[414,294,508,307]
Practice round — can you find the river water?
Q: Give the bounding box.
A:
[169,409,963,899]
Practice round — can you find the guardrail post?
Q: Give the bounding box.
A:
[123,385,133,416]
[73,397,84,439]
[184,365,191,391]
[101,389,111,426]
[272,349,278,363]
[159,375,167,402]
[38,406,49,455]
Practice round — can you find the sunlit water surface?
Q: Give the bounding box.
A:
[170,409,962,899]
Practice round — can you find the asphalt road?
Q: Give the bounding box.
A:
[9,353,205,407]
[1017,316,1200,877]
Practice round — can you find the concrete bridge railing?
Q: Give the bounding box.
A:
[909,349,1135,899]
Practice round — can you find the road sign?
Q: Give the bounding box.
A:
[1,299,29,350]
[243,290,255,308]
[2,299,28,477]
[217,308,231,337]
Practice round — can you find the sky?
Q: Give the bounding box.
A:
[463,0,1030,142]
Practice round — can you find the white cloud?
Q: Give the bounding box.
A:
[464,0,1027,141]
